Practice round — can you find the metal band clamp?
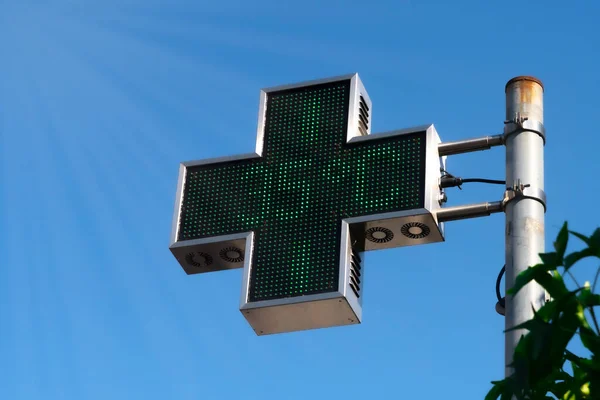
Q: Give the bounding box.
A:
[502,180,547,212]
[504,115,545,143]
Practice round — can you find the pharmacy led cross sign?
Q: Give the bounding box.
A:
[169,74,446,335]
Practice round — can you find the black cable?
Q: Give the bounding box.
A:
[440,173,506,189]
[496,265,506,308]
[461,178,506,185]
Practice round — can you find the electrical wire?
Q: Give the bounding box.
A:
[440,169,506,189]
[496,265,506,308]
[461,178,506,185]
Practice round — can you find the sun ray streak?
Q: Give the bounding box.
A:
[58,3,426,77]
[52,10,261,155]
[14,7,247,381]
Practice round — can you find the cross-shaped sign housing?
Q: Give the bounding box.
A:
[169,74,446,335]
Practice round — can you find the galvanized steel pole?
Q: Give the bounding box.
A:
[504,77,547,379]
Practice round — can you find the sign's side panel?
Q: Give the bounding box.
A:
[170,163,187,246]
[424,125,446,238]
[337,220,364,321]
[347,74,372,142]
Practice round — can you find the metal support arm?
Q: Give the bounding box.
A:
[438,134,504,157]
[437,201,504,223]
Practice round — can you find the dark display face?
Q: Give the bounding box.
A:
[178,79,426,302]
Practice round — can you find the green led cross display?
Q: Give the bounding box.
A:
[177,79,426,302]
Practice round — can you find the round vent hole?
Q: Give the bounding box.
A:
[365,227,394,243]
[220,247,244,263]
[401,222,431,239]
[226,250,240,259]
[372,231,387,240]
[185,252,213,268]
[408,226,423,235]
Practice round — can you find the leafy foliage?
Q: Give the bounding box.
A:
[487,223,600,400]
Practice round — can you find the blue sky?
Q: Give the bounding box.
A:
[1,0,599,399]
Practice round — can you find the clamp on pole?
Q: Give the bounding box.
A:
[504,113,546,144]
[501,179,547,212]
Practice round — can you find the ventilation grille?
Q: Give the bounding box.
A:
[365,227,394,244]
[185,252,213,268]
[220,247,244,263]
[349,245,362,299]
[401,222,431,240]
[357,95,370,136]
[183,245,245,270]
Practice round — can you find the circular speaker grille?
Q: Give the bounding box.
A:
[219,247,244,263]
[185,252,213,268]
[401,222,430,239]
[365,227,394,243]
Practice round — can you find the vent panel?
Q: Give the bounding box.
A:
[401,222,431,239]
[185,252,213,268]
[220,247,245,263]
[358,95,370,136]
[349,245,363,299]
[365,227,394,243]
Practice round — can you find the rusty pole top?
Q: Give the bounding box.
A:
[505,76,544,124]
[505,76,544,92]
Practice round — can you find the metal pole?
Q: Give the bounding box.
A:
[504,77,547,379]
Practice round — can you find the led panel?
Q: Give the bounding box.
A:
[177,79,426,302]
[169,73,445,335]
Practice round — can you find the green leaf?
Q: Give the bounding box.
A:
[580,382,591,398]
[549,379,573,400]
[573,227,600,252]
[590,228,600,249]
[534,269,569,299]
[563,389,576,400]
[578,357,600,374]
[564,248,597,271]
[485,381,507,400]
[579,290,600,308]
[539,252,561,269]
[508,264,541,295]
[537,295,582,372]
[567,228,600,262]
[565,350,582,364]
[554,222,569,260]
[506,264,548,295]
[572,360,587,381]
[550,382,569,399]
[505,313,549,334]
[570,230,591,246]
[579,325,600,356]
[534,296,561,322]
[488,225,600,400]
[541,285,580,313]
[547,370,575,395]
[507,263,569,298]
